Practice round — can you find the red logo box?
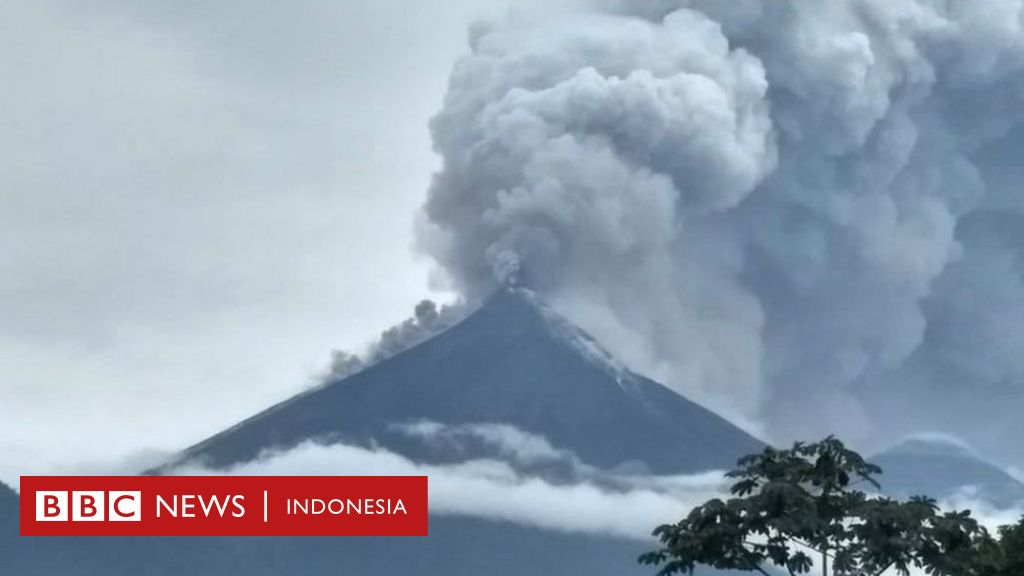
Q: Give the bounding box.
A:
[20,476,428,537]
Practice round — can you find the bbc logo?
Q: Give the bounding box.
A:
[36,491,142,522]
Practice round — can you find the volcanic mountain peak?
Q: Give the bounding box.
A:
[879,434,976,458]
[177,287,763,475]
[470,288,635,385]
[873,436,1024,509]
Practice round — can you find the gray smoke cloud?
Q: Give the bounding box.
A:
[327,299,470,379]
[418,0,1024,462]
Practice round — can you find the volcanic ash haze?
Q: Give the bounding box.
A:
[414,0,1024,463]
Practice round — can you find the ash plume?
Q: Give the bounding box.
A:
[328,299,470,379]
[417,0,1024,462]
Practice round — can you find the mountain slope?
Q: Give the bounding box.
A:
[874,438,1024,509]
[0,483,15,538]
[180,288,763,474]
[1,482,279,575]
[2,516,646,576]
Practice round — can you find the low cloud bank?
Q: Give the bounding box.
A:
[171,423,729,540]
[166,423,1024,544]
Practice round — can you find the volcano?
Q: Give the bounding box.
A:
[178,287,763,474]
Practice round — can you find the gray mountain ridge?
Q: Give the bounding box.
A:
[872,437,1024,509]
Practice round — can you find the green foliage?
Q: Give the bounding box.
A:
[640,436,989,576]
[994,519,1024,572]
[972,517,1024,576]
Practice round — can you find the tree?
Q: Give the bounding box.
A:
[639,437,988,576]
[973,517,1024,576]
[994,519,1024,573]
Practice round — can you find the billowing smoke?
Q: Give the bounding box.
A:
[418,0,1024,460]
[328,299,470,379]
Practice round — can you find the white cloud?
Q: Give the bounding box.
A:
[170,428,729,540]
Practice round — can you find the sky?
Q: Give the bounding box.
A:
[0,0,519,483]
[6,0,1024,489]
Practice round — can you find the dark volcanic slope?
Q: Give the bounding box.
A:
[1,482,275,575]
[0,483,15,536]
[1,515,650,576]
[181,288,762,474]
[874,438,1024,509]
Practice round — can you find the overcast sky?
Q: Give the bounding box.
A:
[0,0,518,484]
